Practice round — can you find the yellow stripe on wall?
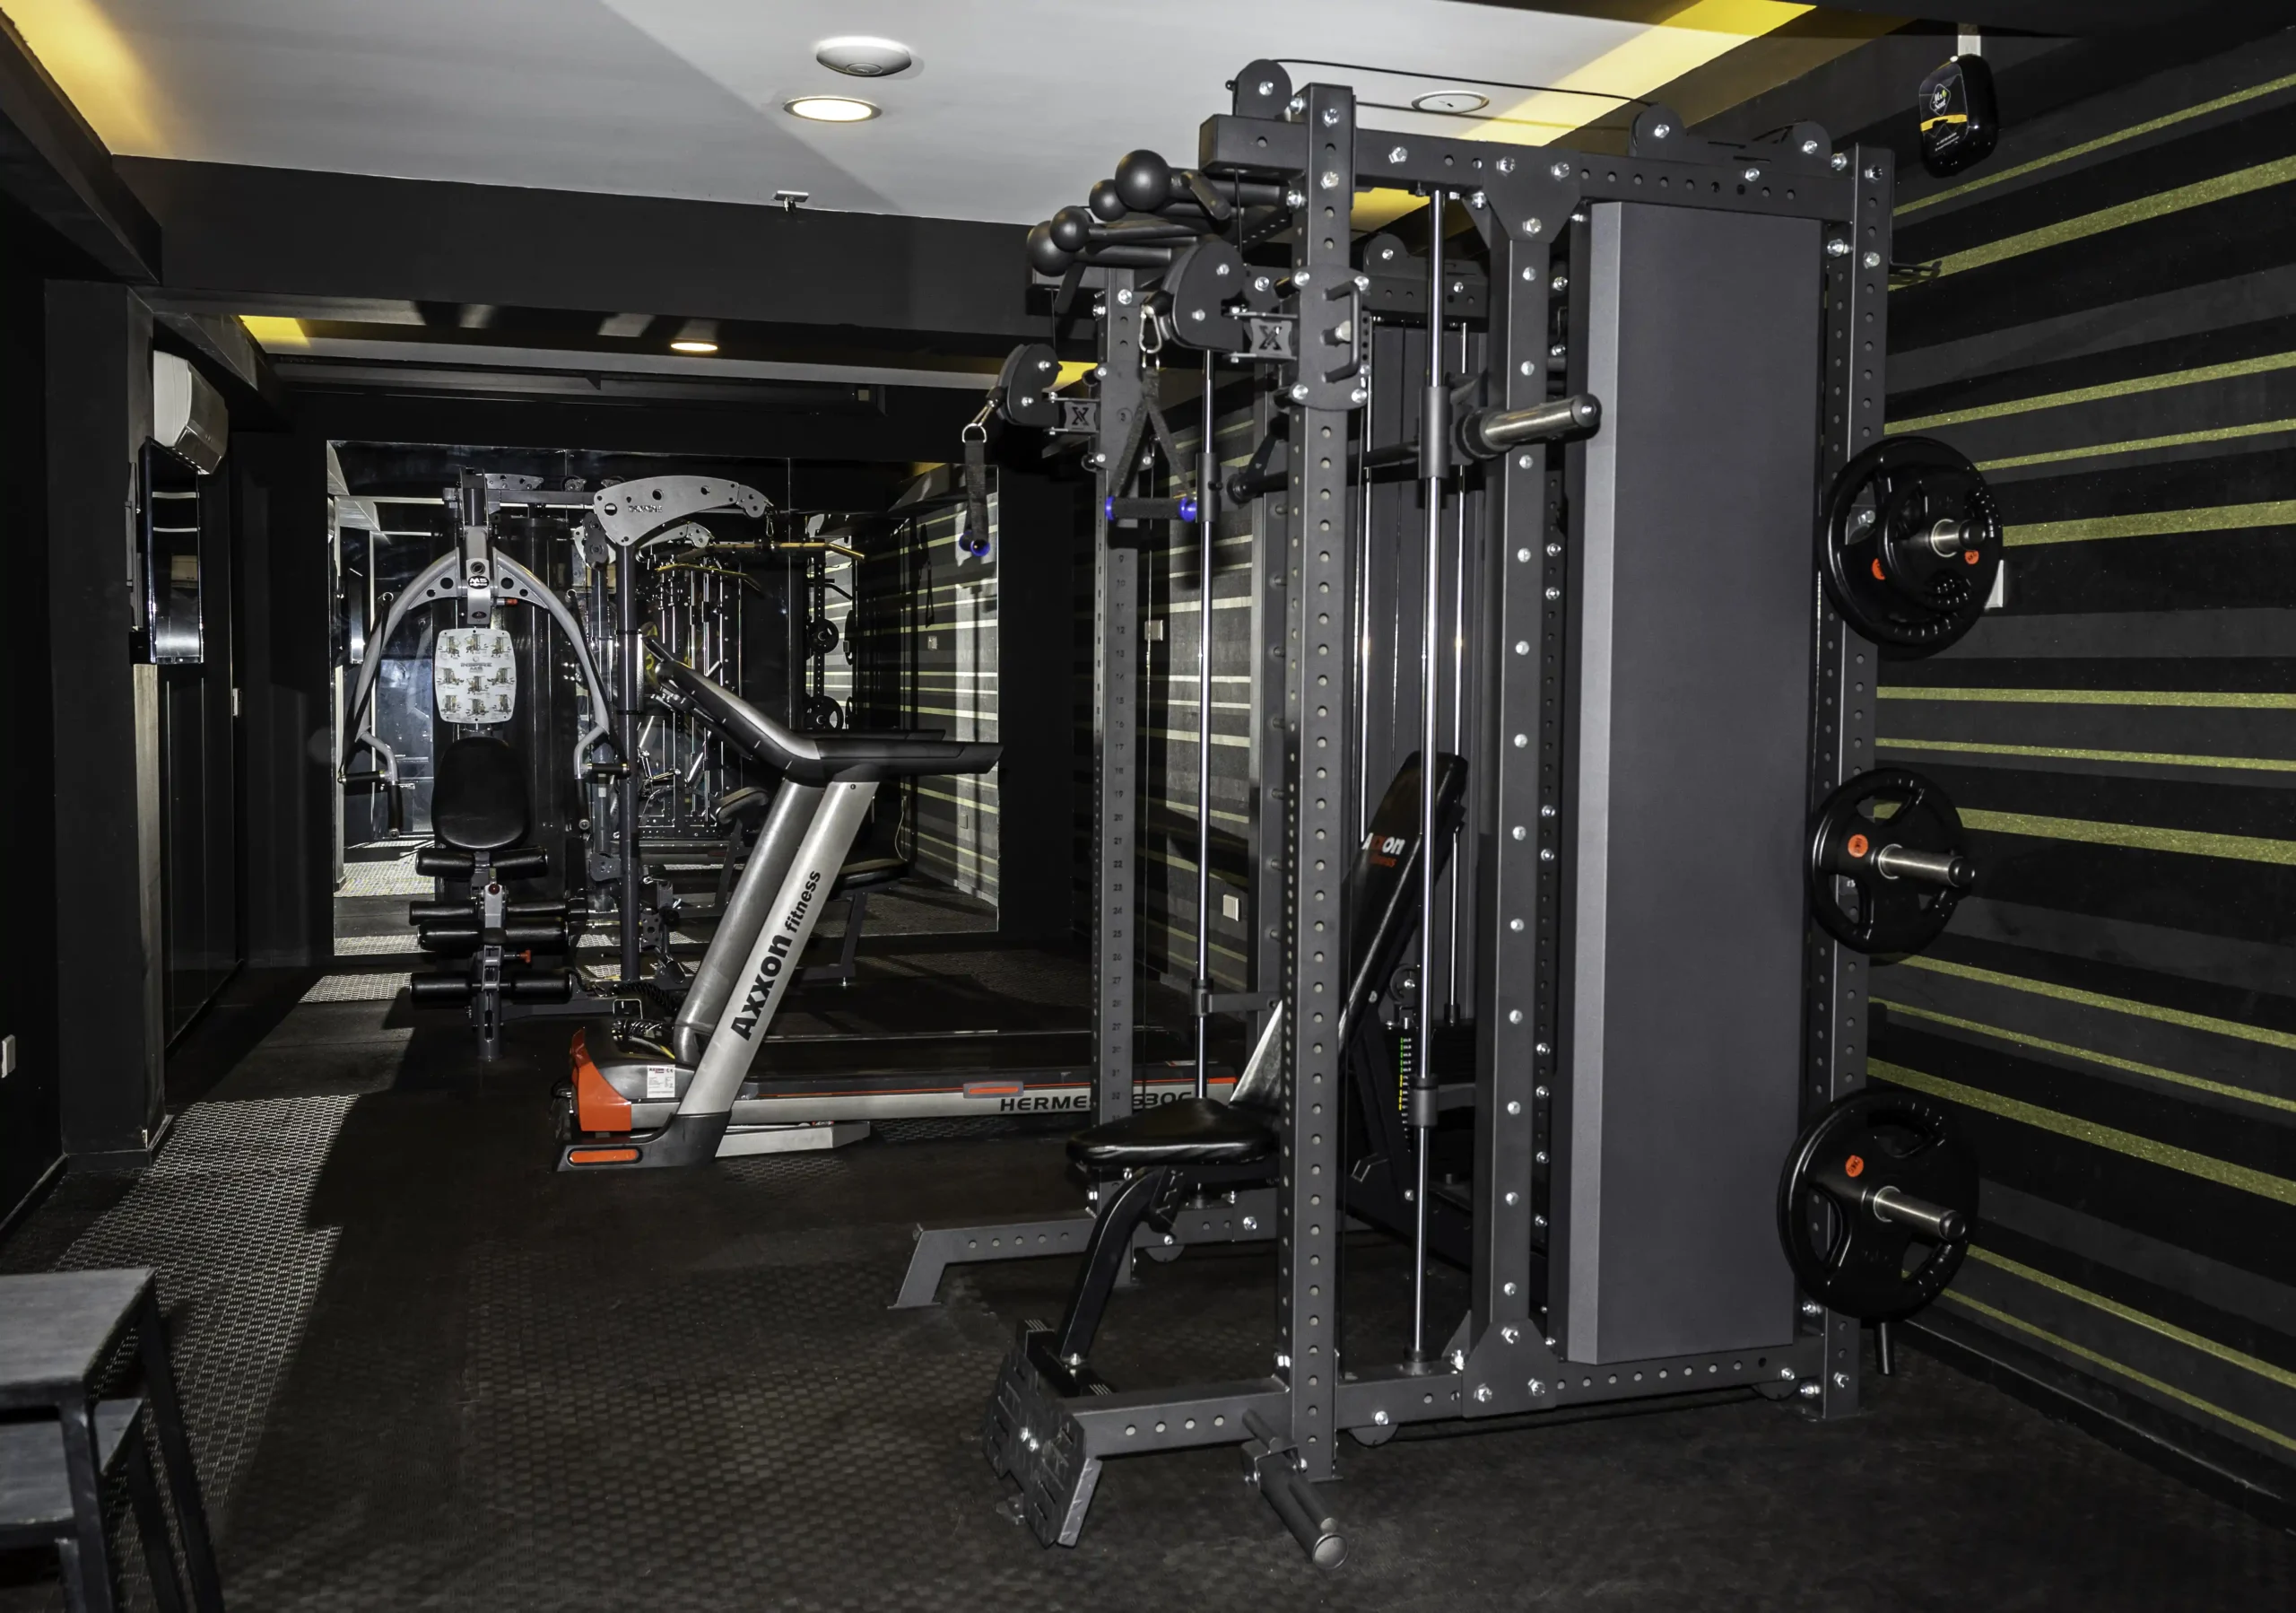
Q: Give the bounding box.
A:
[1968,1246,2296,1393]
[1892,348,2296,434]
[1940,1291,2296,1454]
[1878,686,2296,711]
[1901,955,2296,1055]
[1875,998,2296,1115]
[1900,69,2296,217]
[1874,1059,2296,1206]
[1957,806,2296,868]
[1881,735,2296,775]
[2003,499,2296,548]
[1927,153,2296,279]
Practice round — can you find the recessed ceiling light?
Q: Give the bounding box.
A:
[786,94,879,123]
[815,37,913,77]
[670,319,718,355]
[1413,91,1490,114]
[670,339,718,353]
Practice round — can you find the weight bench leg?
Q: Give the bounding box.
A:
[121,1426,188,1613]
[1050,1167,1170,1365]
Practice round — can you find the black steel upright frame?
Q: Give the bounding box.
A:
[978,71,1894,1551]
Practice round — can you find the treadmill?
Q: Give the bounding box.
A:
[558,644,1225,1169]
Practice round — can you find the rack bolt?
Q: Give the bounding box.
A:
[1372,1408,1390,1426]
[1116,287,1134,305]
[1528,1379,1547,1396]
[1285,189,1306,208]
[1474,1384,1493,1404]
[1389,145,1408,163]
[1826,238,1850,257]
[1798,1381,1823,1399]
[1743,166,1761,182]
[1801,138,1821,156]
[1524,217,1544,236]
[1322,106,1341,126]
[1865,164,1883,182]
[1651,122,1672,139]
[1863,250,1883,269]
[1832,1372,1851,1389]
[1831,152,1848,170]
[1800,1301,1822,1318]
[1502,1325,1520,1344]
[1496,157,1515,174]
[1551,161,1571,179]
[1291,384,1310,402]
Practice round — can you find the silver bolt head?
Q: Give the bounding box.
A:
[1323,106,1340,126]
[1349,389,1368,405]
[1093,363,1108,378]
[1290,383,1310,402]
[1551,275,1568,292]
[1469,190,1485,209]
[1780,1367,1798,1381]
[1287,96,1306,115]
[1319,170,1340,190]
[1506,1100,1521,1116]
[1652,122,1672,139]
[1502,1325,1520,1344]
[1798,1381,1823,1399]
[1354,274,1370,290]
[1214,261,1231,276]
[1242,1216,1257,1230]
[1451,1350,1467,1371]
[1190,308,1205,320]
[1801,1300,1822,1317]
[1801,138,1821,155]
[1372,1408,1390,1426]
[1524,216,1544,236]
[1116,287,1134,304]
[1474,1383,1493,1404]
[1503,1281,1518,1295]
[1496,156,1514,174]
[1544,585,1561,601]
[1528,1378,1547,1396]
[1535,1040,1553,1055]
[1285,189,1306,208]
[1389,145,1408,163]
[1863,249,1883,269]
[1517,454,1535,470]
[1551,161,1570,179]
[1865,164,1883,181]
[1832,1372,1851,1389]
[1744,166,1761,182]
[1826,238,1850,257]
[1831,152,1849,170]
[1253,275,1272,292]
[1295,270,1312,287]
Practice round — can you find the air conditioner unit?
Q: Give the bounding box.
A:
[152,351,228,473]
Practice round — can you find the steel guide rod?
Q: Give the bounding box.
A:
[1195,350,1218,1099]
[1407,187,1448,1368]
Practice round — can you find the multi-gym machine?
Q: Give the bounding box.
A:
[970,62,1999,1564]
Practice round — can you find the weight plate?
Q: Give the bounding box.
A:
[801,694,845,731]
[805,616,839,656]
[996,342,1063,430]
[1821,436,2001,654]
[1779,1088,1978,1322]
[1808,767,1974,956]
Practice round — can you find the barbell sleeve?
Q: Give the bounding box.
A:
[1868,1184,1968,1243]
[1457,392,1603,459]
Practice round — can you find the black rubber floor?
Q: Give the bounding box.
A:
[4,948,2292,1609]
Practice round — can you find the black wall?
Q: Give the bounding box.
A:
[1864,30,2296,1506]
[0,212,58,1221]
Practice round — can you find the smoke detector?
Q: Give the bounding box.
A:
[816,38,913,77]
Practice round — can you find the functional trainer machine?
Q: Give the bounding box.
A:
[973,63,1992,1564]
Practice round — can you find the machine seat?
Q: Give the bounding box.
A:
[831,856,909,894]
[430,736,530,851]
[1067,1098,1276,1170]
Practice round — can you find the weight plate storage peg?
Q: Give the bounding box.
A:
[1821,436,2002,654]
[1779,1088,1978,1321]
[1808,767,1976,956]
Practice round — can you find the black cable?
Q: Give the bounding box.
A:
[1271,59,1644,105]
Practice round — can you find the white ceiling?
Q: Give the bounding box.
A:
[11,0,1797,224]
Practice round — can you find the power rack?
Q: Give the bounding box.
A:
[974,60,1911,1563]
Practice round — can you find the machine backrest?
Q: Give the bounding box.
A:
[1229,753,1467,1113]
[1341,753,1467,1039]
[431,735,530,851]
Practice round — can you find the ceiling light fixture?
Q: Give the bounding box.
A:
[1412,91,1490,114]
[669,319,719,355]
[786,94,879,123]
[815,37,913,77]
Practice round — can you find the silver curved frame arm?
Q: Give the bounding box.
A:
[643,636,822,771]
[592,477,770,549]
[341,548,618,783]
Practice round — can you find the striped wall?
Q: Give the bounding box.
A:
[851,488,1000,902]
[1883,28,2296,1488]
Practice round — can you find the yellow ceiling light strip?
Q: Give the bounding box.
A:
[239,315,310,350]
[1482,1,1814,147]
[6,0,169,152]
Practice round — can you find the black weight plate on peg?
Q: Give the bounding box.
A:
[996,342,1063,430]
[1779,1088,1978,1322]
[801,694,845,731]
[1821,436,2001,654]
[1808,767,1975,956]
[804,617,839,656]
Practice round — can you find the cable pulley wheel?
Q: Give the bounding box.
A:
[1808,767,1975,957]
[996,342,1063,430]
[1778,1088,1977,1322]
[1821,436,2001,654]
[801,693,845,731]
